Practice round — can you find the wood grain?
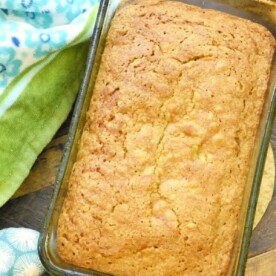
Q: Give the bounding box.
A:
[0,186,54,231]
[12,135,67,198]
[246,248,276,276]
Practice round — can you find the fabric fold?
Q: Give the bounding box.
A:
[0,0,99,206]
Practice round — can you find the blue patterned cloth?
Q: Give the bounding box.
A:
[0,228,44,275]
[0,0,99,89]
[0,0,100,208]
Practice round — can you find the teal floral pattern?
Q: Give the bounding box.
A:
[6,228,38,251]
[0,0,99,90]
[21,0,34,9]
[0,29,6,41]
[3,20,19,32]
[0,9,6,19]
[25,29,67,57]
[0,0,49,13]
[0,228,44,276]
[0,0,100,111]
[56,0,87,22]
[0,47,22,87]
[13,253,44,276]
[0,241,16,273]
[12,10,53,28]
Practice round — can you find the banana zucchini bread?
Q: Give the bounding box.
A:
[57,1,275,275]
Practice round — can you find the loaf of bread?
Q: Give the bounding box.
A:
[57,1,275,275]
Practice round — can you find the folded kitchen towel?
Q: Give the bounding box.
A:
[0,0,99,207]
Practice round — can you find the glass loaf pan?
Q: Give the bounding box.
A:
[38,0,276,275]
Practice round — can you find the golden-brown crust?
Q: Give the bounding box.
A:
[57,1,275,275]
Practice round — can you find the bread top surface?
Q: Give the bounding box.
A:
[57,1,275,275]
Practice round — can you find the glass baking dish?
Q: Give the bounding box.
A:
[38,0,276,275]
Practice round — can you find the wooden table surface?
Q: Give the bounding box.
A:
[0,113,275,275]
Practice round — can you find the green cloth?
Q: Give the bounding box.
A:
[0,42,89,207]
